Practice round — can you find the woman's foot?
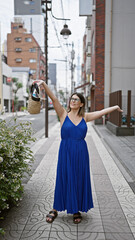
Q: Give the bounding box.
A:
[46,209,58,223]
[73,212,82,224]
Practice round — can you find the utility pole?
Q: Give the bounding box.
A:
[41,0,71,137]
[42,0,51,138]
[65,56,68,106]
[71,42,75,94]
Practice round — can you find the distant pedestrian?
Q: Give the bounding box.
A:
[35,80,123,224]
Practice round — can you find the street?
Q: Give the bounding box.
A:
[5,109,58,139]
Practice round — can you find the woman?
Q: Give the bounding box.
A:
[35,80,123,224]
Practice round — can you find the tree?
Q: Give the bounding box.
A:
[12,78,23,112]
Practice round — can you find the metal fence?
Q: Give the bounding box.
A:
[109,90,122,127]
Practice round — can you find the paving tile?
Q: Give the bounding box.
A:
[51,213,77,232]
[87,208,101,219]
[78,232,105,240]
[113,185,133,193]
[105,233,135,240]
[14,198,36,212]
[77,216,104,233]
[0,212,30,231]
[20,230,50,240]
[0,231,22,240]
[108,173,130,186]
[23,210,51,231]
[93,175,114,192]
[49,231,77,240]
[91,166,107,175]
[31,198,54,215]
[102,218,132,233]
[96,191,121,209]
[115,190,135,209]
[92,191,99,208]
[100,208,126,219]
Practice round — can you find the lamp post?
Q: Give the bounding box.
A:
[41,0,71,137]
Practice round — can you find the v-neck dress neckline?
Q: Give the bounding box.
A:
[67,115,83,127]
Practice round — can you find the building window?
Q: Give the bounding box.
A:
[30,9,35,13]
[3,75,7,84]
[16,58,22,63]
[25,37,32,42]
[29,48,36,52]
[30,69,36,74]
[30,1,35,5]
[15,48,22,52]
[29,59,36,63]
[13,26,18,29]
[23,1,30,5]
[15,37,22,42]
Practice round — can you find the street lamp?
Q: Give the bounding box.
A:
[60,24,71,39]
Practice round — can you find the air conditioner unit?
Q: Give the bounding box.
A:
[93,5,96,11]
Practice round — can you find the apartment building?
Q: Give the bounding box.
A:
[79,0,135,122]
[7,19,45,81]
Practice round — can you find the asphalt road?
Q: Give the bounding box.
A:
[17,109,58,137]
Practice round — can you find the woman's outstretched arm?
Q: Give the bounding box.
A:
[34,80,67,122]
[85,105,123,122]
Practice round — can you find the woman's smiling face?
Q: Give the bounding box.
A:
[69,94,83,110]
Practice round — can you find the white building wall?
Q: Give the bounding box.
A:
[2,62,12,112]
[105,0,135,116]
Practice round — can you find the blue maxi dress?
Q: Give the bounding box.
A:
[53,115,94,214]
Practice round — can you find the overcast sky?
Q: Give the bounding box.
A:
[0,0,86,90]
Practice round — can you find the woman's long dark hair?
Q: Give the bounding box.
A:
[67,92,85,117]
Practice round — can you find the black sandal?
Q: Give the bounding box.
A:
[73,212,82,224]
[46,210,58,223]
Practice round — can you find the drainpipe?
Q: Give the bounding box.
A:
[109,0,113,93]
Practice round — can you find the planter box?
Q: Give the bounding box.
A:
[107,121,135,136]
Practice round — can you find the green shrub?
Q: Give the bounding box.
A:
[0,118,35,234]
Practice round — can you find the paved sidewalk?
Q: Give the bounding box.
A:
[94,124,135,193]
[1,122,135,240]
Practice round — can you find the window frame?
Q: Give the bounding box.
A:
[29,58,36,63]
[15,48,22,52]
[15,58,22,63]
[15,37,22,42]
[29,48,36,53]
[25,37,32,42]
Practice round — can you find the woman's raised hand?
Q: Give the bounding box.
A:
[117,105,123,113]
[33,80,44,86]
